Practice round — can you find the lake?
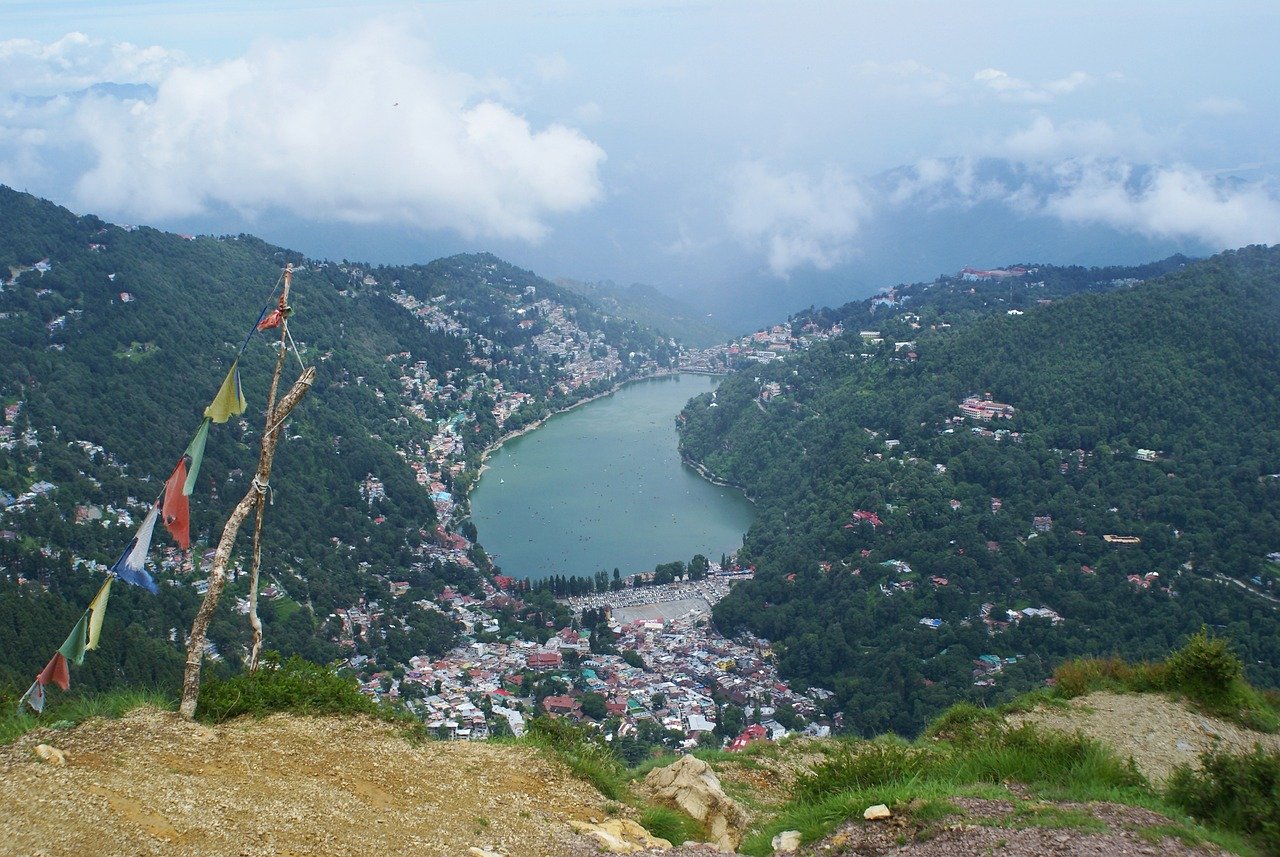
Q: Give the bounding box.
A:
[469,374,754,581]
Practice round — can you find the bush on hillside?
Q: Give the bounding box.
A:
[1167,745,1280,853]
[195,654,380,723]
[1165,628,1244,704]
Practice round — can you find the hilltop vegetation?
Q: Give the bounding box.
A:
[679,246,1280,736]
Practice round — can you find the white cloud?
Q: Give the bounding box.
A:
[1000,115,1125,161]
[7,23,605,243]
[0,32,182,94]
[974,68,1093,103]
[1044,163,1280,248]
[853,59,956,102]
[1191,96,1246,116]
[532,53,572,83]
[728,162,870,278]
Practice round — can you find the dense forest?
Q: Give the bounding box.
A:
[0,187,670,700]
[679,246,1280,736]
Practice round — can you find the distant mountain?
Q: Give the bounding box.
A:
[679,245,1280,736]
[556,277,732,346]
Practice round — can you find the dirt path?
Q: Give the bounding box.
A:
[1008,691,1280,785]
[0,707,612,857]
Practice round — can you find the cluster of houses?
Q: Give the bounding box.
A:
[678,320,846,373]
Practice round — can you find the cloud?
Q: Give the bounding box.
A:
[728,162,870,278]
[853,59,956,102]
[7,23,605,243]
[1044,163,1280,248]
[973,68,1093,103]
[0,32,182,94]
[888,156,1010,208]
[1191,96,1246,116]
[532,53,572,83]
[1000,115,1126,161]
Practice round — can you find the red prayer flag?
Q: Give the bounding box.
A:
[257,308,284,330]
[37,652,70,691]
[163,459,191,549]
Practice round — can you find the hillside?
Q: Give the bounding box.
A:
[0,186,674,700]
[679,246,1280,736]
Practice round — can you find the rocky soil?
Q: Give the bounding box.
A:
[0,707,614,857]
[1008,690,1280,784]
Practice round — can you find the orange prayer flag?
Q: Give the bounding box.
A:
[162,459,190,549]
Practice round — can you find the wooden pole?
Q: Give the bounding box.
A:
[247,265,293,671]
[179,265,313,720]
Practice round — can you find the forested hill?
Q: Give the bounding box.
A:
[678,245,1280,737]
[0,186,672,699]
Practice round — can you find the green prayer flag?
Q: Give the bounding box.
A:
[183,418,210,496]
[204,361,247,424]
[58,612,89,665]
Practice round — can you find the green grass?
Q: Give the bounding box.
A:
[638,806,702,844]
[734,717,1254,857]
[1,687,176,746]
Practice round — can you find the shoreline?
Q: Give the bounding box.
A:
[681,455,756,505]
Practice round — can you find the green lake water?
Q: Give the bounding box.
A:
[469,374,754,581]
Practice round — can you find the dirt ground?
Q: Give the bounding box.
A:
[0,707,613,857]
[1007,690,1280,784]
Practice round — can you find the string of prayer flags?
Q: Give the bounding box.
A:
[204,360,247,424]
[58,612,89,666]
[86,577,112,651]
[18,680,45,714]
[162,459,191,549]
[182,419,210,496]
[36,652,70,692]
[110,504,160,593]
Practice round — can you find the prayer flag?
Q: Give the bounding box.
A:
[36,652,69,691]
[86,577,112,651]
[19,680,45,714]
[58,612,89,665]
[183,419,210,496]
[257,307,284,331]
[162,460,190,549]
[111,504,159,593]
[204,361,247,423]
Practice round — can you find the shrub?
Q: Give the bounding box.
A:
[195,655,380,723]
[1166,628,1244,705]
[1167,745,1280,853]
[925,702,1002,745]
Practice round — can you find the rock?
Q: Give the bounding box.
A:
[644,754,748,852]
[34,744,66,765]
[863,803,891,821]
[467,849,504,857]
[771,829,802,852]
[570,818,672,853]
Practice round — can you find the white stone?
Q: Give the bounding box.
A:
[772,829,802,852]
[863,803,892,820]
[34,744,66,765]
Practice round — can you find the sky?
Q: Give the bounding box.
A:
[2,1,1279,322]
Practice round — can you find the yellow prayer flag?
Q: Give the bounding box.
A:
[204,361,247,423]
[86,576,112,651]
